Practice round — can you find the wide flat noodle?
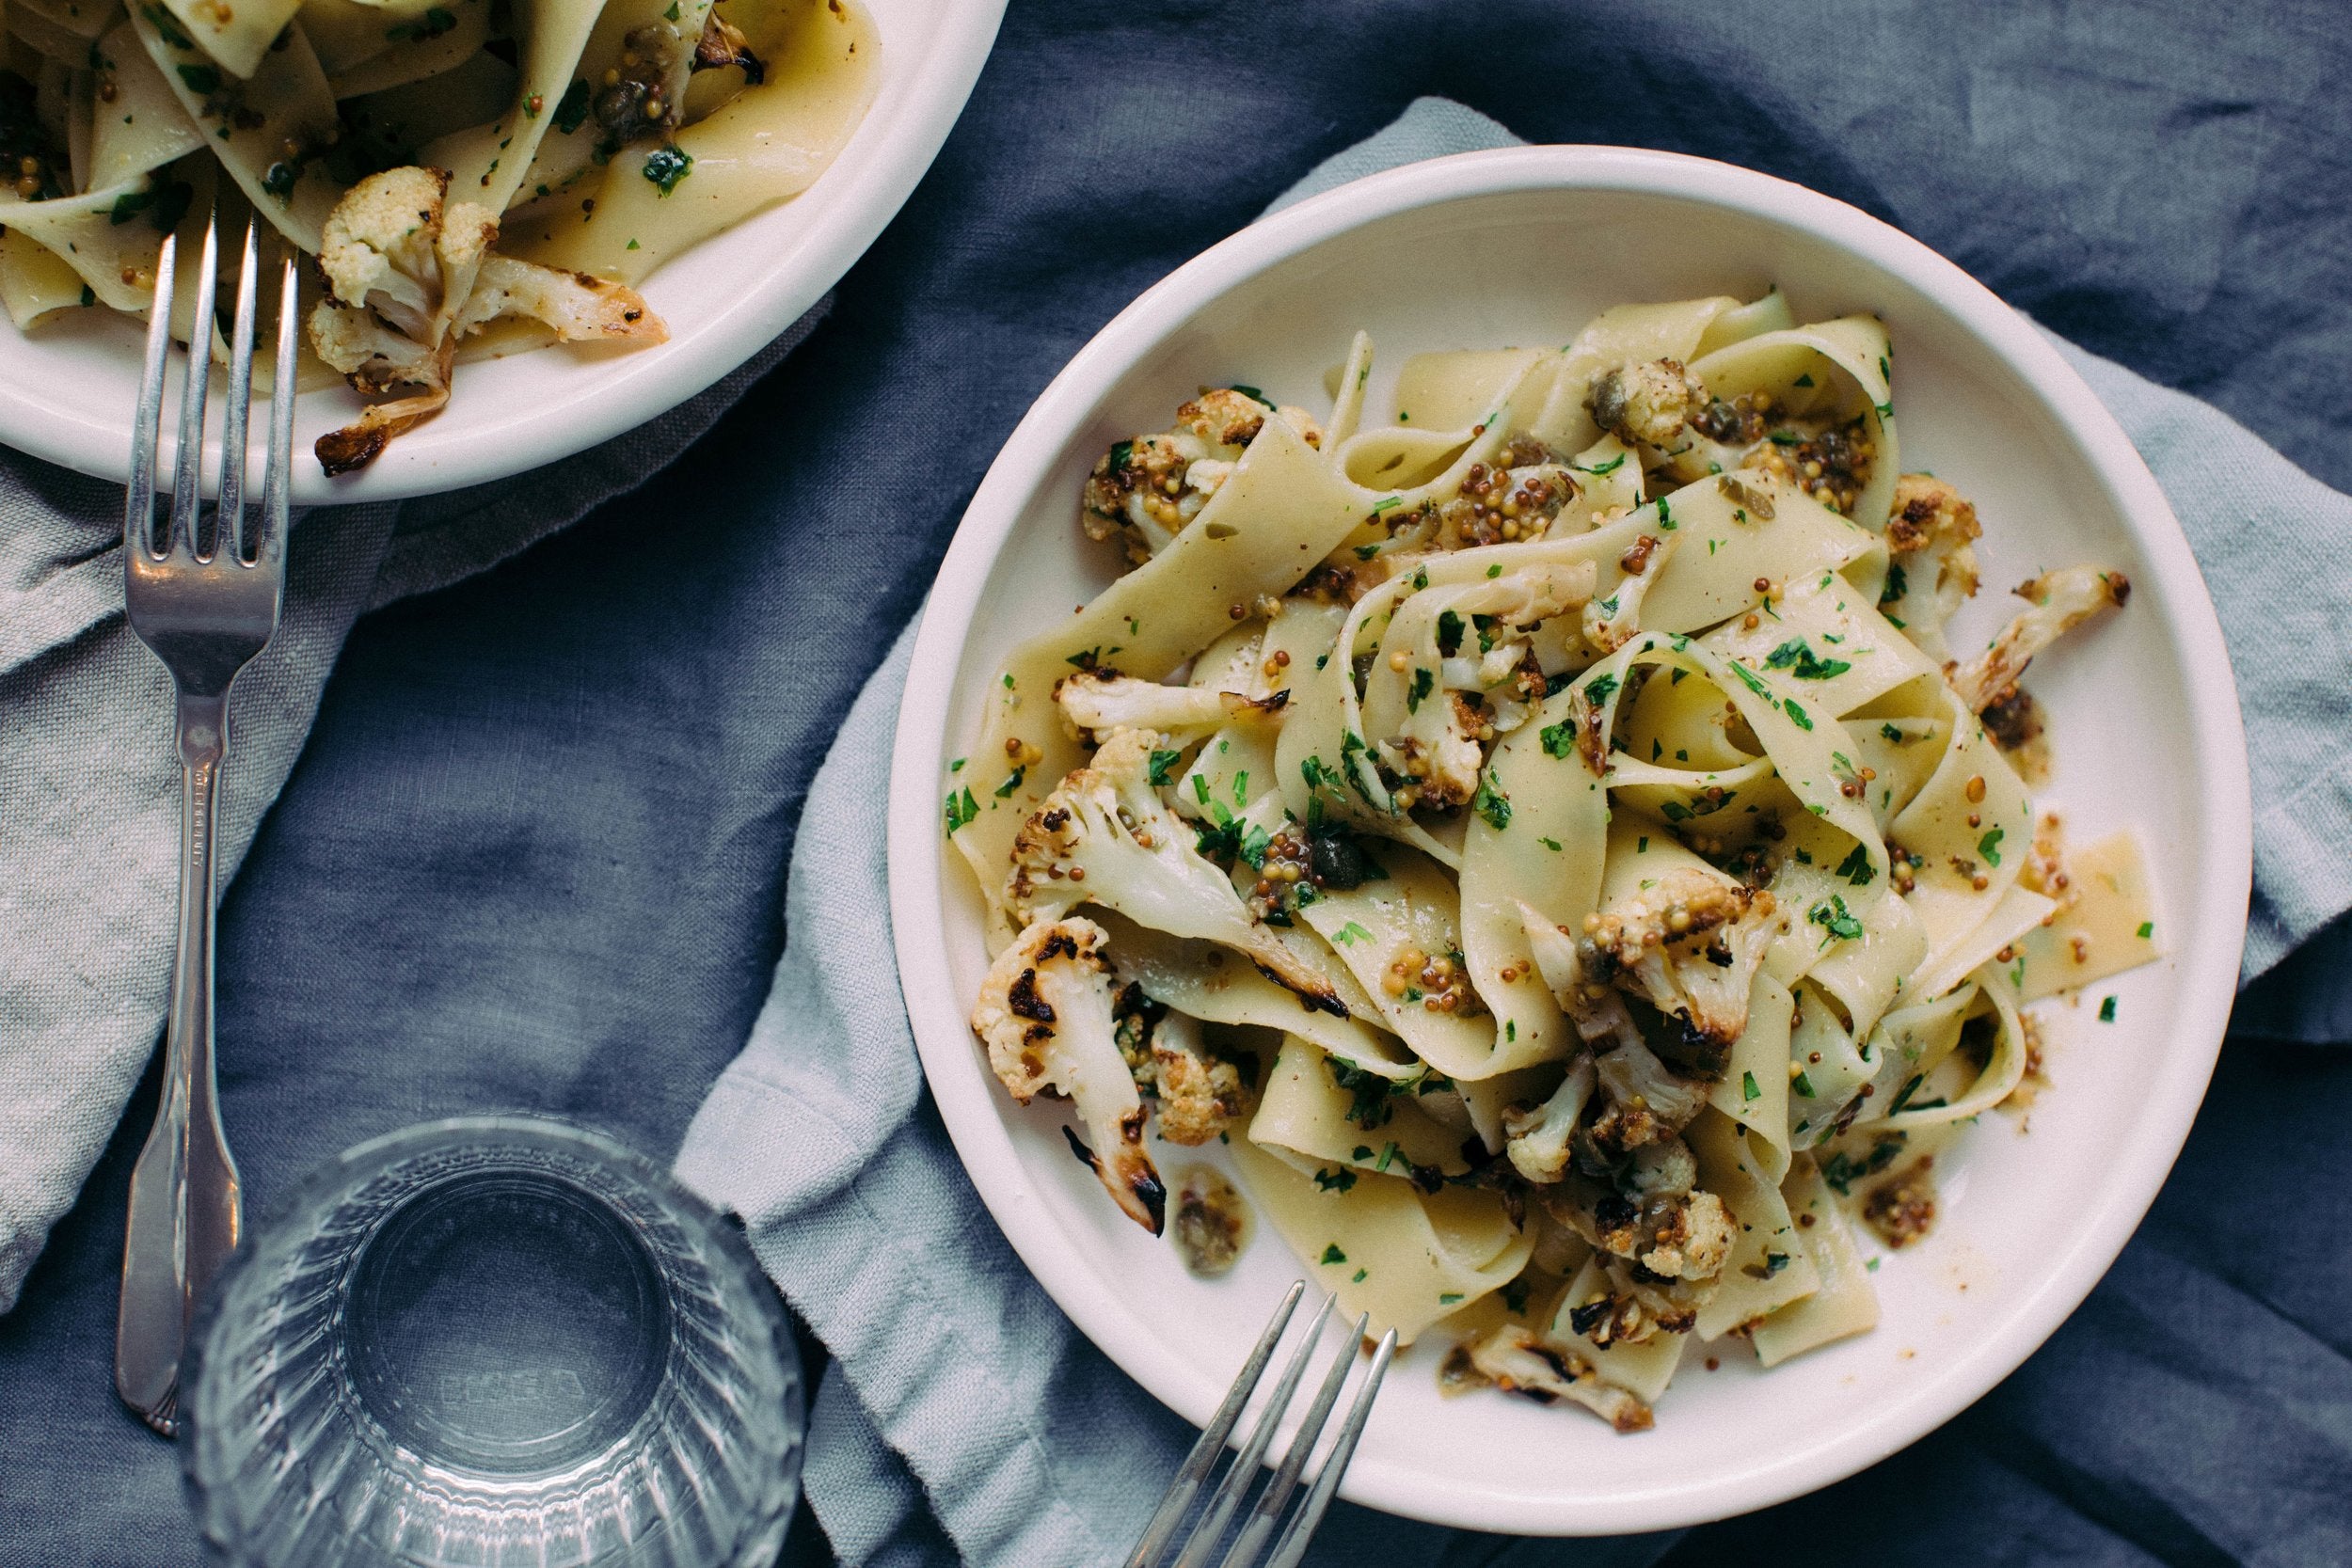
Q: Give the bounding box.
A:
[1232,1136,1532,1345]
[326,0,492,100]
[0,173,172,309]
[0,227,93,327]
[2008,830,2162,1001]
[1250,1036,1472,1180]
[130,8,342,252]
[1751,1154,1879,1365]
[511,0,874,282]
[1690,1108,1820,1339]
[1089,912,1405,1073]
[419,0,602,216]
[87,19,202,189]
[151,0,302,78]
[1543,1254,1686,1402]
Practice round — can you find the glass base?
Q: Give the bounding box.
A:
[183,1117,802,1568]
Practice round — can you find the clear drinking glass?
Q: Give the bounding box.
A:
[182,1116,803,1567]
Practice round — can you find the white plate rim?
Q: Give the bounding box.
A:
[884,144,2253,1535]
[0,0,1007,505]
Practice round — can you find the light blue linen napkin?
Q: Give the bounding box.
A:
[675,97,2352,1565]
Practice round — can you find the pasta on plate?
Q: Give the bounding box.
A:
[953,293,2160,1431]
[0,0,876,470]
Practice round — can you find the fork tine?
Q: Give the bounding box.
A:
[1126,1281,1304,1568]
[124,230,179,560]
[1215,1313,1369,1568]
[215,219,259,558]
[167,210,218,559]
[1259,1329,1397,1568]
[1169,1292,1338,1568]
[252,252,298,568]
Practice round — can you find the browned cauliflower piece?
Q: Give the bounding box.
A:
[1006,726,1343,1013]
[1457,1323,1654,1433]
[1580,869,1783,1066]
[971,916,1166,1232]
[1146,1011,1248,1146]
[1947,563,2130,713]
[1879,473,1984,656]
[1586,358,1704,450]
[308,166,664,476]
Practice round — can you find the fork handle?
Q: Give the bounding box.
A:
[116,689,245,1435]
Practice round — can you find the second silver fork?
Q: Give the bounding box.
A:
[113,212,297,1437]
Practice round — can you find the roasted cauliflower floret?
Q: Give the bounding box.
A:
[1006,726,1343,1012]
[1550,1179,1733,1286]
[1145,1011,1248,1146]
[1584,1035,1709,1157]
[1502,1053,1595,1184]
[972,917,1166,1232]
[1879,473,1983,657]
[315,166,492,341]
[1055,669,1285,741]
[1581,531,1672,654]
[1455,1324,1654,1433]
[1947,563,2130,714]
[1587,358,1703,450]
[307,166,665,477]
[1580,869,1782,1064]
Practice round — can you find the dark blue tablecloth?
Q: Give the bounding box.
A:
[5,1,2346,1562]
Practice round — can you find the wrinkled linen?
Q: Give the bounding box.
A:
[2,2,2348,1564]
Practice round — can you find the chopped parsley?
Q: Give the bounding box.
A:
[2099,995,2118,1022]
[1321,1244,1347,1265]
[1228,384,1275,408]
[1147,749,1183,786]
[2137,921,2154,939]
[1332,921,1373,947]
[1438,1291,1465,1306]
[641,145,692,196]
[1809,895,1865,942]
[1313,1167,1358,1193]
[1741,1070,1761,1102]
[1978,826,2005,866]
[993,767,1025,799]
[1764,638,1851,680]
[1836,843,1876,886]
[1880,562,1908,607]
[943,787,977,834]
[1792,1070,1817,1098]
[1784,698,1815,731]
[1406,666,1433,713]
[1583,672,1619,706]
[1470,772,1511,831]
[1539,721,1575,760]
[1820,1133,1907,1194]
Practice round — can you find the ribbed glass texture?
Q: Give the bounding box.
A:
[183,1117,803,1568]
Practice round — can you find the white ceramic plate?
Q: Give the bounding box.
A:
[0,0,1003,504]
[886,147,2251,1535]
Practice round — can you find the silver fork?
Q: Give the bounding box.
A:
[113,213,296,1438]
[1127,1283,1399,1568]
